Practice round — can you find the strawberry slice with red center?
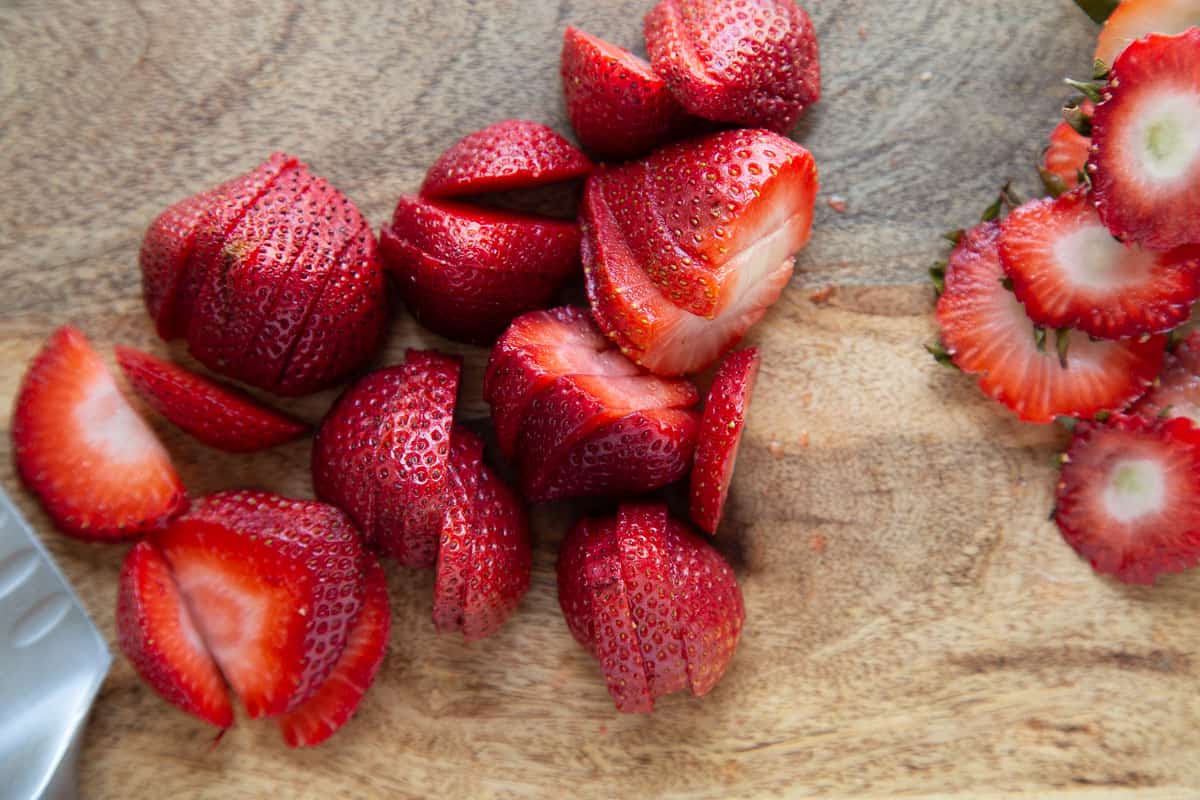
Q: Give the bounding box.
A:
[420,120,593,199]
[1090,30,1200,251]
[998,189,1200,338]
[1041,100,1094,194]
[12,326,187,540]
[935,222,1165,423]
[1055,414,1200,584]
[690,348,761,534]
[1095,0,1200,68]
[1133,330,1200,423]
[115,346,308,453]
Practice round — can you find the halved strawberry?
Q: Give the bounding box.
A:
[690,348,761,535]
[277,554,390,748]
[1090,30,1200,251]
[935,222,1165,423]
[117,540,233,729]
[561,26,691,160]
[644,0,820,132]
[998,190,1200,338]
[1041,101,1094,194]
[115,346,308,453]
[420,120,593,199]
[1095,0,1200,68]
[461,461,532,641]
[432,427,486,634]
[1133,329,1200,422]
[1055,414,1200,584]
[12,326,187,540]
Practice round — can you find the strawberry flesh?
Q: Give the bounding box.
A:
[1133,330,1200,423]
[690,348,761,534]
[1041,101,1094,192]
[1095,0,1200,68]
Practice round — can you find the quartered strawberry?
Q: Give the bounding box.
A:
[1094,0,1200,68]
[432,427,486,634]
[420,120,593,199]
[277,554,390,748]
[12,326,187,541]
[935,222,1165,423]
[1133,330,1200,423]
[1090,30,1200,251]
[998,190,1200,338]
[117,540,233,729]
[690,348,761,534]
[561,26,691,160]
[1041,100,1094,194]
[1055,414,1200,584]
[644,0,820,132]
[115,346,308,453]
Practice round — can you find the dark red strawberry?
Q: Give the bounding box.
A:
[115,346,308,453]
[690,348,761,534]
[420,120,593,199]
[11,326,187,541]
[1095,0,1200,67]
[1041,101,1094,194]
[1133,330,1200,423]
[117,540,233,729]
[935,222,1165,423]
[461,460,532,640]
[998,190,1200,338]
[560,26,691,160]
[432,427,486,634]
[1055,414,1200,584]
[1090,30,1200,251]
[277,554,390,747]
[644,0,820,132]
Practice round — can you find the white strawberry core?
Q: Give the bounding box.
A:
[1127,91,1200,183]
[1054,223,1154,288]
[1103,458,1166,523]
[172,561,264,683]
[77,375,162,463]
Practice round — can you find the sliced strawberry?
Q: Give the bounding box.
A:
[114,347,308,453]
[432,427,486,634]
[644,0,820,132]
[1095,0,1200,67]
[420,120,593,199]
[1055,414,1200,584]
[12,326,187,541]
[936,222,1165,423]
[117,540,233,729]
[1090,30,1200,251]
[461,461,532,641]
[1133,330,1200,422]
[557,515,595,649]
[560,26,691,160]
[277,554,390,748]
[690,348,761,534]
[998,190,1200,338]
[1041,100,1094,193]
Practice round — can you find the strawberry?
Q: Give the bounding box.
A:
[560,26,691,160]
[1133,330,1200,423]
[432,427,486,634]
[690,348,761,534]
[117,540,233,729]
[379,195,581,344]
[277,554,390,747]
[1040,101,1094,195]
[1055,414,1200,584]
[644,0,820,132]
[1094,0,1200,68]
[11,326,187,541]
[114,346,308,453]
[1089,30,1200,251]
[998,190,1200,338]
[420,120,593,199]
[935,222,1165,423]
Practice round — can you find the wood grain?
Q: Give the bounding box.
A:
[1,1,1198,798]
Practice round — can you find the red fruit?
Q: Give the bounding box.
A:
[432,427,486,634]
[1041,101,1094,192]
[690,348,761,534]
[1094,0,1200,67]
[462,461,532,640]
[420,120,593,199]
[1055,414,1200,584]
[935,222,1165,423]
[277,554,390,748]
[1090,30,1200,251]
[379,195,580,344]
[998,190,1200,338]
[117,541,233,729]
[1133,330,1200,422]
[115,346,308,453]
[560,26,690,160]
[644,0,820,132]
[11,326,187,541]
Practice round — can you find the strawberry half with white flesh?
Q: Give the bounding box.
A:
[998,190,1200,338]
[1090,30,1200,251]
[1055,414,1200,584]
[935,222,1166,422]
[1095,0,1200,68]
[1133,330,1200,423]
[690,348,761,534]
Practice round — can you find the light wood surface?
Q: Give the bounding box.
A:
[2,1,1198,797]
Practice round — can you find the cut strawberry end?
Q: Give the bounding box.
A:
[432,427,486,635]
[1133,330,1200,423]
[1095,0,1200,67]
[1042,106,1093,191]
[1055,414,1200,584]
[462,462,531,641]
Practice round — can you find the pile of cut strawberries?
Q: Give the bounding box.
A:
[931,0,1200,586]
[10,0,822,742]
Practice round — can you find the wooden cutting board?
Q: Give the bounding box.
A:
[2,1,1198,797]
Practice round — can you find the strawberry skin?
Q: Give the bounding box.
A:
[644,0,820,132]
[561,26,691,160]
[1133,330,1200,423]
[1095,0,1200,67]
[1055,414,1200,584]
[998,190,1200,338]
[1041,101,1094,192]
[936,222,1165,423]
[12,326,187,541]
[115,347,308,453]
[420,120,593,199]
[432,427,486,634]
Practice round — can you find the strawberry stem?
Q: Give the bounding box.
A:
[1055,328,1071,368]
[1092,59,1110,81]
[1072,0,1118,24]
[1064,78,1105,105]
[925,342,957,370]
[1035,326,1048,352]
[930,260,947,296]
[943,229,964,245]
[1038,166,1070,199]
